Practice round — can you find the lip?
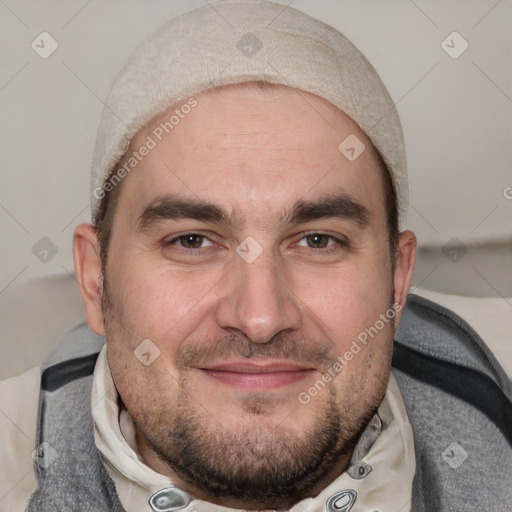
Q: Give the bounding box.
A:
[198,360,316,390]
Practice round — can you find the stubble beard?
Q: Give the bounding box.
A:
[136,378,372,509]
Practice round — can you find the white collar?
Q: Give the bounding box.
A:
[92,346,415,512]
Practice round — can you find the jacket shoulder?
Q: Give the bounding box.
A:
[393,294,512,510]
[394,293,512,405]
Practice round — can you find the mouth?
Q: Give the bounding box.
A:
[198,360,317,390]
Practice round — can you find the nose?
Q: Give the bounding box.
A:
[214,251,303,344]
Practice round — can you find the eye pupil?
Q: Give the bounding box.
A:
[307,234,328,248]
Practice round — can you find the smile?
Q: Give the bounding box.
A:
[198,360,317,390]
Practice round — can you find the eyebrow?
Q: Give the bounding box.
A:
[137,196,235,232]
[136,193,371,232]
[286,194,371,227]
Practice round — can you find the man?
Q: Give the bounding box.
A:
[1,1,511,511]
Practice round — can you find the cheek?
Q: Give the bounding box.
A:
[105,254,225,352]
[294,256,395,400]
[294,258,394,348]
[107,343,182,429]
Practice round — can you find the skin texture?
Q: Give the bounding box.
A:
[74,83,416,510]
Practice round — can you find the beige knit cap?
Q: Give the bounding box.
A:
[91,0,407,227]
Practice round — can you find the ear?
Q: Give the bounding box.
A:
[73,223,105,335]
[392,230,417,329]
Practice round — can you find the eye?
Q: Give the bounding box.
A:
[168,233,214,249]
[296,233,340,249]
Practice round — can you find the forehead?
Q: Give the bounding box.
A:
[116,83,387,222]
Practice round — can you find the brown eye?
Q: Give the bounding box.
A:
[174,234,212,249]
[305,233,331,248]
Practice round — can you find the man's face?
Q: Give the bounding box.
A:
[91,84,412,508]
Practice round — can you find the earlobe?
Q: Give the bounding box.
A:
[393,230,417,328]
[73,223,105,335]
